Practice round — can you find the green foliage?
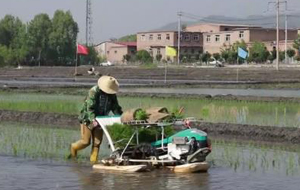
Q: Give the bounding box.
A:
[170,107,184,119]
[200,52,211,63]
[287,49,296,58]
[135,50,153,63]
[118,34,137,42]
[0,15,29,66]
[107,123,175,147]
[123,54,131,62]
[156,54,162,62]
[27,14,52,62]
[0,11,78,67]
[293,35,300,53]
[248,42,269,63]
[107,123,135,147]
[0,45,14,66]
[134,109,149,120]
[81,46,100,65]
[279,51,285,62]
[212,53,221,60]
[221,40,247,64]
[48,10,78,65]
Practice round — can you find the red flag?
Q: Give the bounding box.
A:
[77,44,89,55]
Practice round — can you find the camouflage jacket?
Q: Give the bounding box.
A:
[78,86,123,125]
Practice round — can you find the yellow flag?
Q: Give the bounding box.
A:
[165,46,177,57]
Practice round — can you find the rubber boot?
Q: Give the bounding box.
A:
[70,142,86,159]
[90,147,99,164]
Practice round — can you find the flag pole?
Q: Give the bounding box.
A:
[164,60,167,84]
[75,43,78,76]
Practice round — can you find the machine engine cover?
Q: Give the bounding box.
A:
[168,143,190,160]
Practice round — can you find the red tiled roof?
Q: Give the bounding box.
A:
[115,42,137,47]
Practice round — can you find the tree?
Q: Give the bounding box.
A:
[123,54,131,62]
[156,54,162,62]
[48,10,78,64]
[27,13,52,64]
[248,42,269,63]
[135,50,153,63]
[200,52,211,63]
[0,15,21,47]
[81,46,100,65]
[287,49,296,58]
[0,15,29,66]
[220,40,247,64]
[212,53,220,60]
[118,34,137,42]
[293,35,300,54]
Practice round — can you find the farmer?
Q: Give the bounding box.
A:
[70,75,123,163]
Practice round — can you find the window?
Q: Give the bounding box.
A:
[157,48,161,55]
[114,50,117,54]
[206,35,211,42]
[215,35,220,42]
[149,34,153,40]
[107,51,110,54]
[166,34,170,40]
[141,35,146,41]
[194,34,200,41]
[191,49,195,54]
[225,34,231,42]
[239,31,244,39]
[185,34,190,41]
[149,48,153,55]
[157,34,161,40]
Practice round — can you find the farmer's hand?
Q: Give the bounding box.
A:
[92,119,99,127]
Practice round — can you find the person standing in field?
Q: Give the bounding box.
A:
[70,75,123,163]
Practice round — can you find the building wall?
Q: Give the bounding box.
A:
[186,24,221,33]
[203,30,250,54]
[137,31,203,62]
[106,46,128,64]
[94,43,106,57]
[249,29,297,42]
[186,23,259,33]
[203,28,298,54]
[137,31,175,51]
[94,42,136,64]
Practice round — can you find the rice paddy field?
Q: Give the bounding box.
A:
[1,121,300,190]
[1,90,300,189]
[1,91,300,127]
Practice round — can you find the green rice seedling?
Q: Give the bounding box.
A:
[2,91,300,127]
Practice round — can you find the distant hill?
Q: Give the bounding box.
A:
[154,13,300,31]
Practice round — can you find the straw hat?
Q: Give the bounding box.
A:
[98,75,119,94]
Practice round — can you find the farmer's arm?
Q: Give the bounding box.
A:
[112,95,123,115]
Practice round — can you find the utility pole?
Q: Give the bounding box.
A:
[177,12,182,65]
[276,0,279,70]
[285,13,288,64]
[86,0,93,46]
[268,0,287,70]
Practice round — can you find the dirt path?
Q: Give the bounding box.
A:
[1,109,300,144]
[2,66,300,83]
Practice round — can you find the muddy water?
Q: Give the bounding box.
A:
[1,155,300,190]
[121,87,300,98]
[1,123,300,190]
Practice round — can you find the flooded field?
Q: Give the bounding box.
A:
[1,92,300,127]
[1,122,300,190]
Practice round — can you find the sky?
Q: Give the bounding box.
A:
[0,0,300,44]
